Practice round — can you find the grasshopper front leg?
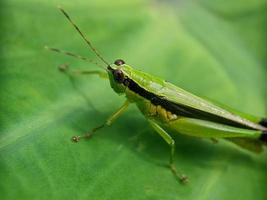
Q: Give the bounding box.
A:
[58,63,108,79]
[148,120,188,184]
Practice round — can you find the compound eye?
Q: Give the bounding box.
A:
[113,69,124,83]
[114,59,125,66]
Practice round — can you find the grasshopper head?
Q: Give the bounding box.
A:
[107,59,130,94]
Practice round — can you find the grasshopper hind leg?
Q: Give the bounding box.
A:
[148,120,188,184]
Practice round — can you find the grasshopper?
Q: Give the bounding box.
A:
[47,7,267,184]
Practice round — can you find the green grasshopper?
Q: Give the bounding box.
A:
[47,7,267,183]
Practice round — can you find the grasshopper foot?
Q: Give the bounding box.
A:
[169,164,188,184]
[71,135,80,143]
[58,63,69,72]
[71,132,93,143]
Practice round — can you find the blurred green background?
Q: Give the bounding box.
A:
[1,0,267,199]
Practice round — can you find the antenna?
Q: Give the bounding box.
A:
[58,6,110,66]
[44,46,105,70]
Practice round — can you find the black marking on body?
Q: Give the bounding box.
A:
[260,131,267,142]
[259,118,267,128]
[123,77,256,130]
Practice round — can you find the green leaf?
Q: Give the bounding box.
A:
[1,0,267,199]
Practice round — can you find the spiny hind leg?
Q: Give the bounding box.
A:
[148,120,188,184]
[169,117,262,139]
[168,117,265,152]
[72,100,130,142]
